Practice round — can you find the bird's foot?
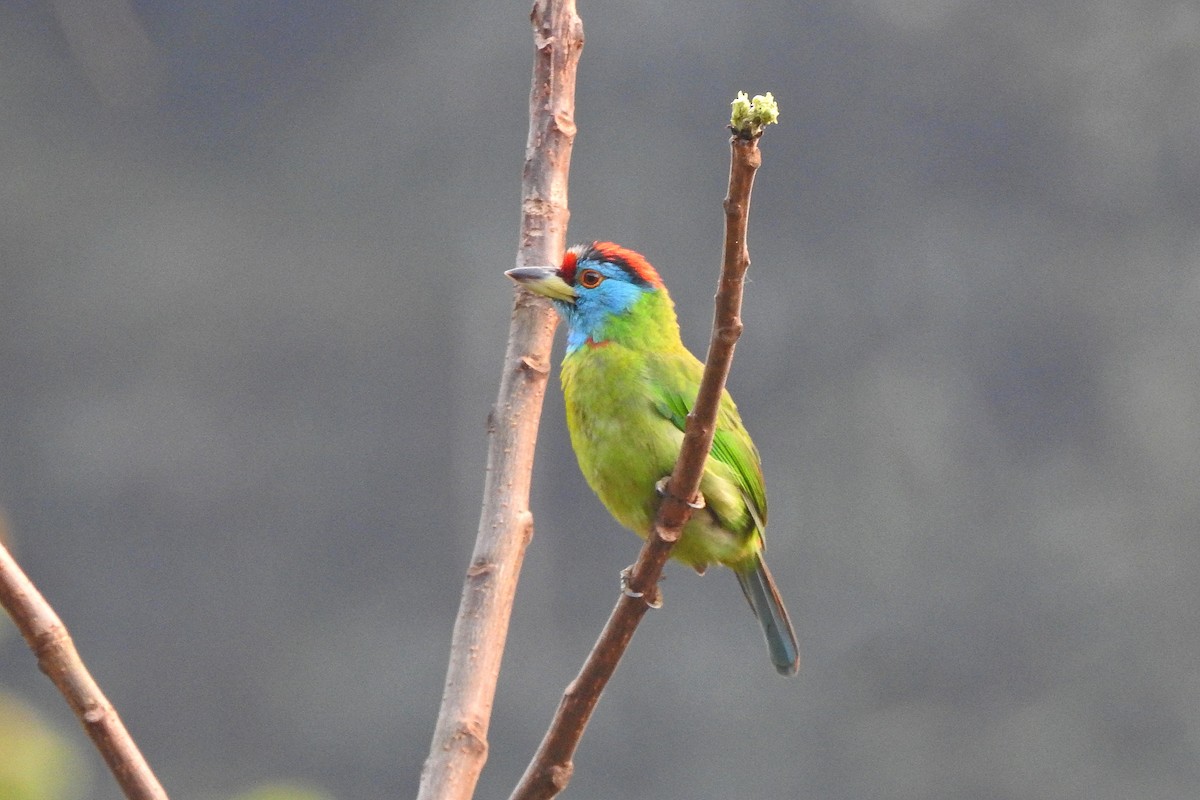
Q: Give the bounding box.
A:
[654,477,705,509]
[620,565,663,609]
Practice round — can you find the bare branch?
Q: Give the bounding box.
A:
[509,112,774,800]
[415,3,583,800]
[0,532,169,800]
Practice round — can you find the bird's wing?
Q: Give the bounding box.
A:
[649,355,768,531]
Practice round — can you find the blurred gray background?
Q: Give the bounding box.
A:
[2,1,1198,798]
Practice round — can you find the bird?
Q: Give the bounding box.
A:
[506,241,799,676]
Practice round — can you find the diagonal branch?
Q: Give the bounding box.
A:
[509,99,777,800]
[415,3,583,800]
[0,531,169,800]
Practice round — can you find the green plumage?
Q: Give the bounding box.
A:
[506,242,799,675]
[561,324,764,572]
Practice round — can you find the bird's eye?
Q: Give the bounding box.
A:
[578,269,604,289]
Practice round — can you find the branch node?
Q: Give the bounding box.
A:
[466,559,494,580]
[446,720,489,758]
[619,566,664,608]
[653,523,681,544]
[548,764,573,789]
[520,355,551,375]
[716,318,744,344]
[32,623,71,665]
[682,412,711,439]
[552,112,577,137]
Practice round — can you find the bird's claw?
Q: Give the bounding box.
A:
[620,565,663,609]
[654,477,705,510]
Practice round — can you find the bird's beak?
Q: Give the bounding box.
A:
[505,266,576,303]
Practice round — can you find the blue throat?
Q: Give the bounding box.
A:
[558,301,594,352]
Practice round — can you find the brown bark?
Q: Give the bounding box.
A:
[0,533,169,800]
[415,3,583,800]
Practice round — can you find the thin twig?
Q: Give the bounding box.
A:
[0,533,169,800]
[509,121,772,800]
[415,3,583,800]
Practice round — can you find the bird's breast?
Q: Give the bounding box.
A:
[560,346,679,530]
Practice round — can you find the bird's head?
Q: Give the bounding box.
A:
[506,242,679,352]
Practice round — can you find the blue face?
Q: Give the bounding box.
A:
[559,259,650,351]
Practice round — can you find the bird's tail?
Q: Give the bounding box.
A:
[735,552,800,676]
